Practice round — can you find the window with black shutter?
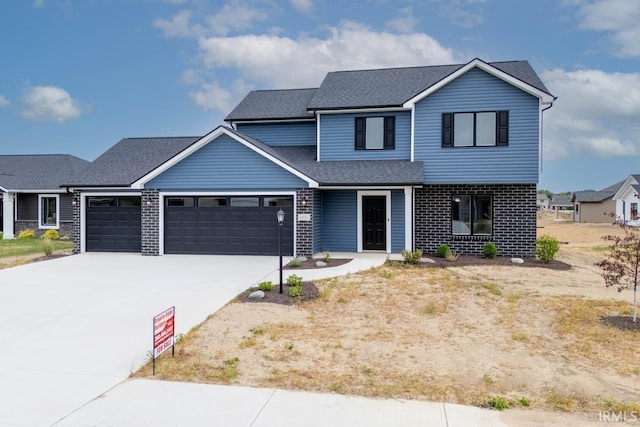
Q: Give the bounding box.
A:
[441,111,508,147]
[354,116,395,150]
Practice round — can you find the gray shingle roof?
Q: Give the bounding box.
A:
[225,60,553,121]
[225,88,317,121]
[64,137,200,187]
[572,190,615,203]
[0,155,89,191]
[550,195,572,207]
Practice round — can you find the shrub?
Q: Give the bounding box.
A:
[445,250,459,262]
[258,281,274,291]
[286,274,303,287]
[43,237,53,256]
[435,244,451,258]
[323,252,331,263]
[488,396,510,410]
[536,235,559,263]
[288,258,301,268]
[18,229,35,239]
[42,229,60,240]
[288,285,302,298]
[401,249,423,264]
[483,242,497,259]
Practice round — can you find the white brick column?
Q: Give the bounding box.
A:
[2,192,15,239]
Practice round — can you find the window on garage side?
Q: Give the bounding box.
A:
[452,194,492,235]
[166,197,194,207]
[264,197,293,207]
[39,194,59,229]
[230,197,259,207]
[199,197,227,207]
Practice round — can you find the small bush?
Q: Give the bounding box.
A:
[258,281,274,291]
[401,249,423,264]
[536,235,559,263]
[286,274,303,287]
[488,396,510,410]
[42,229,60,240]
[18,229,35,239]
[288,258,301,268]
[43,237,53,256]
[288,284,302,298]
[435,244,451,258]
[322,252,331,263]
[445,250,459,262]
[483,242,497,259]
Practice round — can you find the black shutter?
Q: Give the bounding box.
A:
[497,111,509,146]
[384,116,395,149]
[355,117,365,150]
[442,113,453,147]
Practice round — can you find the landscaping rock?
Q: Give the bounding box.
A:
[511,258,524,264]
[296,256,308,262]
[248,290,265,299]
[420,257,436,264]
[315,261,327,267]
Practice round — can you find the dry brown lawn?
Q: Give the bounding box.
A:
[137,212,640,420]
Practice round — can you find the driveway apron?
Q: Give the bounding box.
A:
[0,253,278,427]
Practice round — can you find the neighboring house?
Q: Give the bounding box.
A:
[550,195,572,211]
[0,155,89,238]
[536,193,550,211]
[612,174,640,226]
[65,58,554,257]
[571,180,623,223]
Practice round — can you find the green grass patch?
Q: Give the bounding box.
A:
[0,239,73,258]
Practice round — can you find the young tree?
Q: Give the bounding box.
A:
[595,221,640,322]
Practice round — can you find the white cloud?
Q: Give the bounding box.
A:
[20,86,86,123]
[189,81,233,111]
[197,20,456,88]
[0,95,9,107]
[386,7,418,33]
[154,10,203,38]
[573,0,640,57]
[205,2,269,36]
[435,0,485,28]
[33,0,44,8]
[290,0,313,14]
[542,68,640,160]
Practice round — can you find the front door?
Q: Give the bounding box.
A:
[362,195,386,251]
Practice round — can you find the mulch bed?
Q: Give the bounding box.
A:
[601,316,640,331]
[392,255,572,271]
[237,282,319,306]
[284,258,352,270]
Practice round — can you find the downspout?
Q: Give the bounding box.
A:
[539,97,557,174]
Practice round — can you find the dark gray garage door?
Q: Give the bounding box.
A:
[164,196,294,255]
[86,197,141,252]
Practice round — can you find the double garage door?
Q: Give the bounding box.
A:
[85,195,293,255]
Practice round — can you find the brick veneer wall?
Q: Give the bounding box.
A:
[296,188,314,257]
[415,184,537,258]
[72,191,81,254]
[141,189,160,256]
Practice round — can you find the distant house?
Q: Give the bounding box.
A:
[571,181,623,223]
[550,195,572,211]
[536,193,550,210]
[0,155,89,238]
[612,174,640,226]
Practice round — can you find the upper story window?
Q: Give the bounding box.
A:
[38,194,59,229]
[355,116,395,150]
[442,111,508,148]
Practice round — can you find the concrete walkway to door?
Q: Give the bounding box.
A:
[0,253,286,426]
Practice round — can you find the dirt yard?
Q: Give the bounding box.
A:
[138,212,640,424]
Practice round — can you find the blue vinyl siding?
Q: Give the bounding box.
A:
[236,122,316,147]
[391,190,405,252]
[321,190,357,252]
[147,134,307,189]
[319,111,411,161]
[312,191,323,253]
[414,67,540,184]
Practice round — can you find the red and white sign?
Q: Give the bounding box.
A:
[153,306,175,358]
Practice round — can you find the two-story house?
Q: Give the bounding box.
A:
[65,58,554,257]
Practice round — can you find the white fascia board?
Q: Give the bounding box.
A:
[131,126,319,189]
[0,185,8,192]
[318,185,411,190]
[229,118,316,124]
[4,189,67,194]
[613,176,638,200]
[313,106,409,115]
[402,58,555,108]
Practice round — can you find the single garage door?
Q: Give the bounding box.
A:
[86,196,141,252]
[164,195,294,255]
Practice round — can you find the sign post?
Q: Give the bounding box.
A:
[152,306,175,375]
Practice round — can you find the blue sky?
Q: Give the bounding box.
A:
[0,0,638,193]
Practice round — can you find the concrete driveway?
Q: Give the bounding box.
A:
[0,253,279,427]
